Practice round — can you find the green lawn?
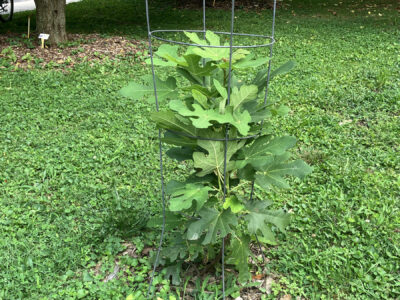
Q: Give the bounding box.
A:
[1,0,399,299]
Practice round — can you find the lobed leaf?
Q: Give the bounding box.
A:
[223,196,244,213]
[169,100,251,135]
[147,212,184,230]
[233,54,270,69]
[227,234,251,283]
[183,54,217,77]
[189,46,229,62]
[164,263,182,285]
[245,201,290,244]
[187,207,237,245]
[255,153,312,189]
[229,85,258,111]
[205,31,221,46]
[150,44,187,66]
[237,135,297,168]
[166,180,212,212]
[120,75,178,103]
[230,108,252,135]
[184,31,208,46]
[151,110,197,137]
[166,147,193,162]
[193,131,245,177]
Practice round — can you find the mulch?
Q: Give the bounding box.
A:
[0,33,146,69]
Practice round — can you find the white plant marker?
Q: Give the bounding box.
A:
[38,33,50,49]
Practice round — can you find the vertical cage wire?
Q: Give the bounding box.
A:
[145,0,166,297]
[144,0,277,298]
[221,1,236,297]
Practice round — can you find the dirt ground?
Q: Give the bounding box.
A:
[0,33,147,69]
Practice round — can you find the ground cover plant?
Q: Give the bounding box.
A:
[0,0,399,299]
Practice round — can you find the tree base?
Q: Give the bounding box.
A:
[34,0,67,45]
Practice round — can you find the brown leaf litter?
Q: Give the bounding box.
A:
[86,238,298,299]
[0,33,147,70]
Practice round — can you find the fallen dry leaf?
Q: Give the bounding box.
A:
[141,247,153,256]
[265,276,274,294]
[252,274,264,280]
[339,119,353,126]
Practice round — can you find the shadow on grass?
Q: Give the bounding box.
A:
[0,0,206,38]
[1,0,397,40]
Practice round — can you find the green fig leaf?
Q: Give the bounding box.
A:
[166,180,212,212]
[255,153,312,189]
[164,263,182,285]
[169,100,251,135]
[223,196,245,213]
[120,75,178,103]
[245,201,290,244]
[233,54,270,69]
[187,208,237,245]
[151,44,187,66]
[229,85,258,111]
[151,110,197,136]
[192,89,209,109]
[213,78,227,100]
[205,30,221,46]
[193,131,245,177]
[183,54,217,77]
[166,147,193,161]
[227,234,251,283]
[238,136,297,168]
[184,31,208,46]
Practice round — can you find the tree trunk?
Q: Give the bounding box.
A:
[34,0,67,45]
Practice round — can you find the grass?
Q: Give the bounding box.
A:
[1,0,399,299]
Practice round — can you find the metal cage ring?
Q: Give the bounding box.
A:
[150,29,275,48]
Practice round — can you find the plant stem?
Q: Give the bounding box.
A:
[216,169,223,192]
[223,69,227,87]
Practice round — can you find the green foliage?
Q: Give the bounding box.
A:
[227,234,251,283]
[121,75,178,103]
[193,133,245,176]
[121,30,311,283]
[255,154,312,189]
[1,0,399,298]
[169,100,252,134]
[187,207,238,244]
[1,47,17,62]
[166,180,212,211]
[245,201,290,244]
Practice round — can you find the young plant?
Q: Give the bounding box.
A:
[121,31,312,284]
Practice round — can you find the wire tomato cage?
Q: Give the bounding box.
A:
[144,0,277,298]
